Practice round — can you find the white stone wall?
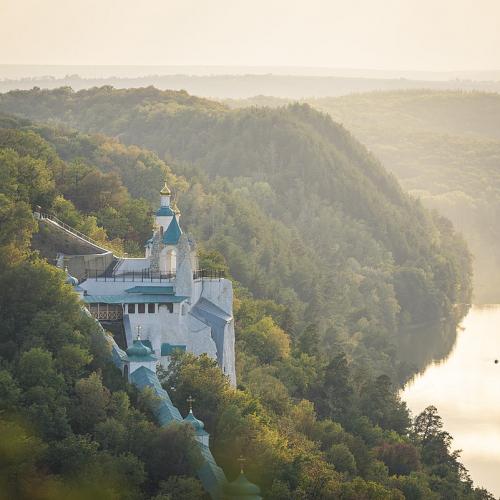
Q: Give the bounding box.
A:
[191,278,236,386]
[221,320,236,386]
[176,235,193,299]
[199,278,234,315]
[114,258,150,275]
[156,215,173,232]
[160,194,170,207]
[125,307,217,366]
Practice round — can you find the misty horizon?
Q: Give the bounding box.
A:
[2,65,500,82]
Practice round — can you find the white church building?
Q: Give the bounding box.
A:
[72,180,236,386]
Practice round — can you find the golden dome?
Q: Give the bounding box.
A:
[172,199,181,215]
[160,180,171,196]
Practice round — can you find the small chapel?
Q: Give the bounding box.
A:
[71,179,236,386]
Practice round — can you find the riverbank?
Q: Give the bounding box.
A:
[402,305,500,496]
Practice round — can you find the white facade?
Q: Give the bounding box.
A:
[78,181,236,386]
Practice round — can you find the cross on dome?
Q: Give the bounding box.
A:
[237,455,247,473]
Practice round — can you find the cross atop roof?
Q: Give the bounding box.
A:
[237,455,246,473]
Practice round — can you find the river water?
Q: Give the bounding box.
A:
[401,305,500,496]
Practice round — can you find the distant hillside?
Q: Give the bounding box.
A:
[305,91,500,302]
[225,90,500,302]
[0,87,472,379]
[1,73,500,98]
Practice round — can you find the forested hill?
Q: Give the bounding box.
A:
[228,90,500,303]
[303,90,500,303]
[0,109,491,498]
[0,87,472,377]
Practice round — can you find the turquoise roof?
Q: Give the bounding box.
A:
[156,206,175,217]
[129,367,183,425]
[141,339,154,352]
[184,410,209,436]
[126,353,157,362]
[125,286,174,295]
[191,298,232,368]
[198,443,228,499]
[126,338,154,359]
[123,368,228,499]
[161,343,187,356]
[83,294,188,304]
[94,312,229,500]
[106,333,128,368]
[163,216,182,245]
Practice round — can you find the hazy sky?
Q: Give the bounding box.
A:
[1,0,499,71]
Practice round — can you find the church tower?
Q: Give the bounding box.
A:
[155,179,175,232]
[148,178,184,275]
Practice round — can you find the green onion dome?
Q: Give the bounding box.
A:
[126,339,152,358]
[184,410,206,432]
[224,472,262,499]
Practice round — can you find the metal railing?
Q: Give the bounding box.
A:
[193,269,225,280]
[35,209,113,254]
[84,268,225,282]
[84,268,176,282]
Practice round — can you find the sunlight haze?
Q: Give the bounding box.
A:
[1,0,499,71]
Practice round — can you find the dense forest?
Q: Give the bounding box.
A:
[0,90,491,498]
[225,90,500,303]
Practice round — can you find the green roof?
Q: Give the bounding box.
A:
[141,339,154,351]
[126,353,157,362]
[127,338,153,358]
[156,206,175,217]
[163,216,182,245]
[83,294,188,304]
[161,343,187,356]
[127,366,228,499]
[125,286,174,295]
[184,410,209,437]
[129,367,183,425]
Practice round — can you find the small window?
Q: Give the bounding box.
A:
[167,303,173,313]
[138,303,145,314]
[128,304,135,314]
[148,303,155,313]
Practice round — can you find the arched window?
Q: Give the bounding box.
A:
[123,364,129,380]
[166,249,177,273]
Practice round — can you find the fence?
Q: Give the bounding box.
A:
[84,268,225,282]
[35,209,113,253]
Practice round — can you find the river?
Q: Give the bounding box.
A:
[401,305,500,496]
